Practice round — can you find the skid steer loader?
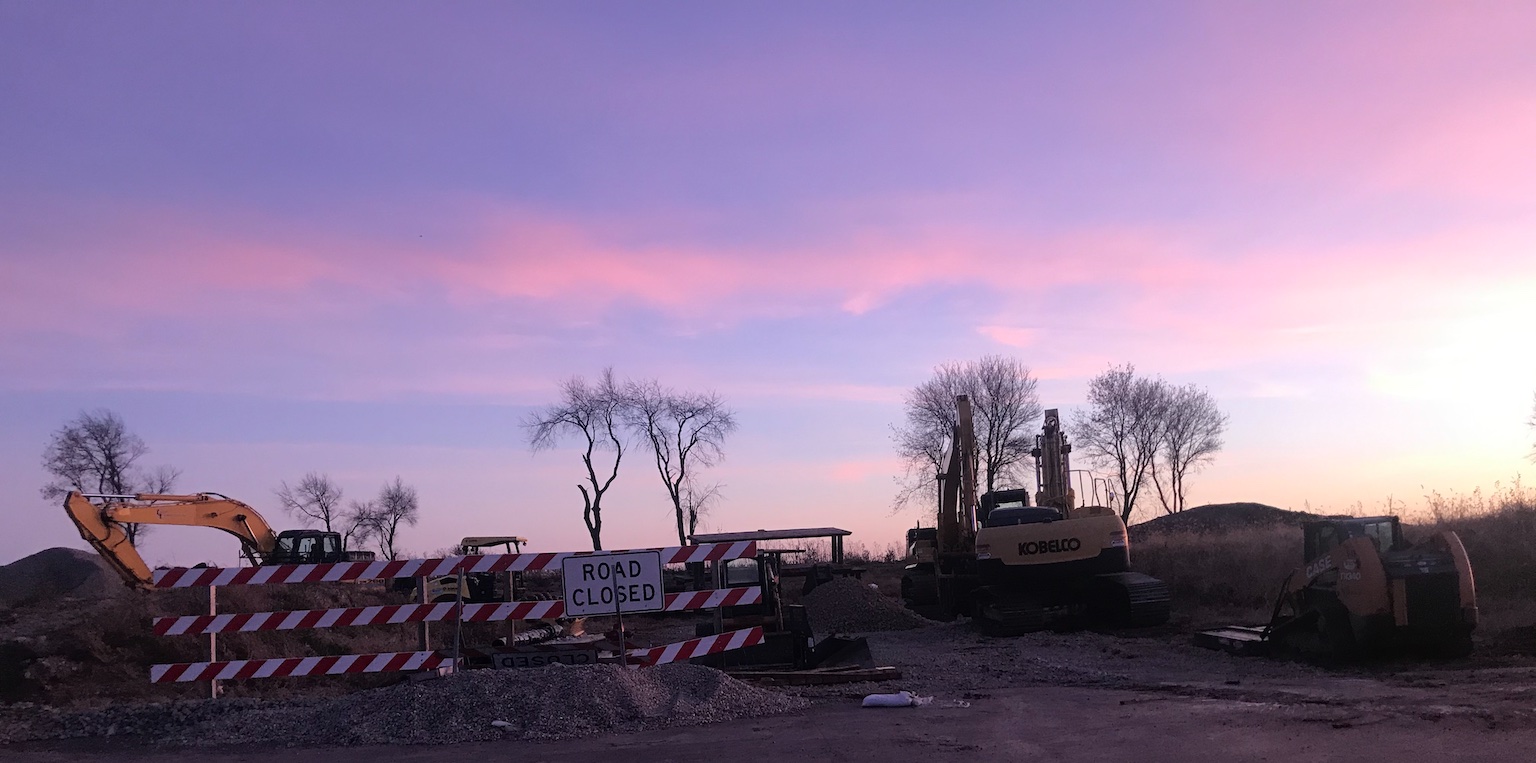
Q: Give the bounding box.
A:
[1196,515,1477,658]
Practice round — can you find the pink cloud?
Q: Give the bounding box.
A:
[827,457,905,484]
[976,325,1036,348]
[1166,4,1536,203]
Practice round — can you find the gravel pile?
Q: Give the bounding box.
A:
[0,663,808,747]
[0,547,115,609]
[803,577,930,634]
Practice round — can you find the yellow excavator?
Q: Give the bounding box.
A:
[63,491,375,590]
[902,398,1171,633]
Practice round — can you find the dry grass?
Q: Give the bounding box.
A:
[1414,479,1536,600]
[1132,524,1300,619]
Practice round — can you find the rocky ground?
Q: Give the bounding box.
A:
[10,605,1536,749]
[0,662,809,746]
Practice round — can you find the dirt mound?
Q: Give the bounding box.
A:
[1,662,809,746]
[803,576,929,634]
[1130,503,1320,540]
[0,548,116,609]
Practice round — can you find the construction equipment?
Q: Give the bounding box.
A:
[1196,516,1478,658]
[63,491,375,590]
[901,398,1171,634]
[695,550,876,673]
[425,536,530,603]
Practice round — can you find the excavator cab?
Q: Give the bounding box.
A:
[268,530,351,565]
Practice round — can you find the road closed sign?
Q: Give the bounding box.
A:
[561,551,664,616]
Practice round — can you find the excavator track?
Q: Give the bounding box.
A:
[969,572,1171,636]
[1090,572,1172,629]
[970,588,1080,636]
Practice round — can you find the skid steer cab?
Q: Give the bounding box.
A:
[423,536,530,603]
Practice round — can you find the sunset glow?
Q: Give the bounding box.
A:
[2,2,1533,566]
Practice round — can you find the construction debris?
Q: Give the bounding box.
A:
[0,663,808,746]
[803,577,929,634]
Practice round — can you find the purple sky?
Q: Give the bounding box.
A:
[3,2,1535,566]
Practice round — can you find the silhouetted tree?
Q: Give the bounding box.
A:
[1073,365,1168,523]
[1149,384,1228,514]
[893,356,1041,507]
[362,477,418,560]
[275,473,346,533]
[342,499,380,552]
[681,481,723,539]
[627,379,738,545]
[526,368,629,550]
[40,409,179,544]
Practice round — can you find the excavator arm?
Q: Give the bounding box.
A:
[63,491,280,589]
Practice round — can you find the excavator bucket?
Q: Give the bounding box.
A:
[807,635,875,669]
[63,492,154,589]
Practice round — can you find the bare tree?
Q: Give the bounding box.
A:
[526,368,630,550]
[140,464,182,494]
[40,409,177,544]
[893,356,1041,507]
[1149,384,1228,514]
[362,477,419,560]
[681,480,723,539]
[1073,365,1168,524]
[275,473,346,533]
[342,499,379,552]
[627,379,738,546]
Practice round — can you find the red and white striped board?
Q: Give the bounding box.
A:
[628,626,766,667]
[153,587,763,636]
[150,650,452,683]
[148,627,767,683]
[149,542,758,589]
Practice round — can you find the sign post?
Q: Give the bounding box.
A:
[562,551,664,665]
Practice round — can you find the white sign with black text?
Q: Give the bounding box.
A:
[560,551,664,616]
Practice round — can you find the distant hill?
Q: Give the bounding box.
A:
[1129,502,1322,540]
[0,547,117,609]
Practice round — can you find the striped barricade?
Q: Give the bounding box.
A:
[627,626,767,667]
[149,627,766,683]
[145,542,765,683]
[150,541,758,588]
[153,586,762,636]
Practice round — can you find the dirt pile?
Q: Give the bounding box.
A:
[0,662,808,746]
[0,548,116,609]
[803,576,929,634]
[1129,503,1320,540]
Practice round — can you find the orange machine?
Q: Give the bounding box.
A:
[63,491,374,589]
[1198,516,1477,657]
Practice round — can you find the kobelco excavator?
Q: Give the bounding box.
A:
[902,397,1171,634]
[63,491,375,590]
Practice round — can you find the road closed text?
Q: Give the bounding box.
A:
[561,551,664,615]
[570,559,657,608]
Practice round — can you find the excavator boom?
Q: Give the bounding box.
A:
[63,492,280,589]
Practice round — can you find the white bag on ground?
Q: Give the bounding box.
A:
[862,691,933,708]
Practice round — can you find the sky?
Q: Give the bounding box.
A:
[3,2,1535,567]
